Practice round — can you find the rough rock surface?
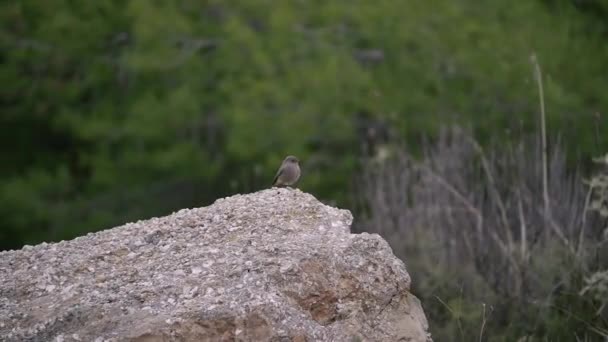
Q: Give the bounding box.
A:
[0,188,431,342]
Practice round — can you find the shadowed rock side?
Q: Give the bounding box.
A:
[0,188,432,342]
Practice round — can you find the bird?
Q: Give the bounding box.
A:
[272,155,301,187]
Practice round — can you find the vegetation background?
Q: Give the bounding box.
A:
[2,0,607,340]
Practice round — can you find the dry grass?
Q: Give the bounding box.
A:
[354,127,607,339]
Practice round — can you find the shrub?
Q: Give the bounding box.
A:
[580,154,608,335]
[355,128,608,340]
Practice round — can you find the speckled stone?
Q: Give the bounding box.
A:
[0,188,431,342]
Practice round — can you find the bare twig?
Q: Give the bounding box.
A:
[414,160,520,269]
[435,295,465,342]
[517,192,528,262]
[531,54,551,220]
[479,303,492,342]
[468,137,514,252]
[414,162,484,234]
[578,186,593,256]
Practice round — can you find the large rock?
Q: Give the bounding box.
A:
[0,188,431,341]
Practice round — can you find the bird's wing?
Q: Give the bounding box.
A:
[272,165,284,186]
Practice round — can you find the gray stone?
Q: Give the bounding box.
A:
[0,188,431,341]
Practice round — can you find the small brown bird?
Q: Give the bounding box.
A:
[272,155,301,187]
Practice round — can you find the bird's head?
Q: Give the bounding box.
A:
[284,155,299,164]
